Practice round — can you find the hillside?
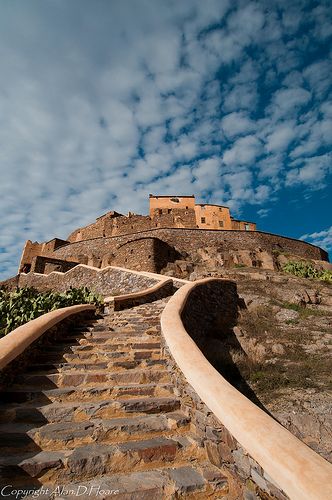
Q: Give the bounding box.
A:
[172,266,332,463]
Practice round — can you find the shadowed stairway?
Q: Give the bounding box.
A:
[0,297,230,499]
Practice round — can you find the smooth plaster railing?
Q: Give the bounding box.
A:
[160,278,332,500]
[105,278,173,310]
[0,304,95,371]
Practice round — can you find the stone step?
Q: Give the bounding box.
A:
[23,463,228,498]
[2,382,174,404]
[53,335,162,348]
[0,413,190,453]
[47,338,161,354]
[15,368,171,389]
[76,324,111,332]
[36,349,161,364]
[25,358,167,374]
[0,396,181,424]
[0,435,204,484]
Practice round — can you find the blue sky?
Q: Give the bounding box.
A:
[0,0,331,280]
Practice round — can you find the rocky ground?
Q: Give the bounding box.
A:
[231,269,332,464]
[166,263,332,464]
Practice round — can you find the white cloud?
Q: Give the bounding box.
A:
[300,226,332,253]
[192,158,220,190]
[265,122,297,152]
[223,136,262,165]
[222,83,258,112]
[221,111,255,138]
[303,60,332,96]
[0,0,331,279]
[257,208,270,218]
[286,153,332,187]
[269,87,311,118]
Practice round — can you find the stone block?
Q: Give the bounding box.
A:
[168,466,206,493]
[233,448,251,478]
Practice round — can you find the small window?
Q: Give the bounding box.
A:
[158,209,162,215]
[245,224,250,231]
[170,197,179,203]
[167,209,171,214]
[219,207,222,211]
[185,206,188,209]
[219,221,224,227]
[201,217,206,223]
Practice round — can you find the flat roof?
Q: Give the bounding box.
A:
[149,194,195,198]
[196,203,230,209]
[231,218,256,225]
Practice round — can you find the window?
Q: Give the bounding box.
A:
[167,209,171,214]
[185,206,188,209]
[170,197,179,203]
[245,224,250,231]
[219,221,224,227]
[219,207,222,211]
[158,209,162,215]
[201,217,206,223]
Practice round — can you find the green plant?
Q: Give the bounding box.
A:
[282,261,332,283]
[0,286,103,337]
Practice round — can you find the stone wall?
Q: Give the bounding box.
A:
[161,280,289,499]
[51,228,328,269]
[112,238,156,272]
[30,256,78,274]
[67,210,199,243]
[19,238,70,272]
[112,237,182,273]
[18,266,159,296]
[0,274,20,290]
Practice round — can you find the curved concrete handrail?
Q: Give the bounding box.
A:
[161,278,332,500]
[105,278,173,306]
[0,304,95,370]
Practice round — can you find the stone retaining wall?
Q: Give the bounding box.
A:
[51,228,328,272]
[17,266,159,296]
[161,280,288,499]
[161,279,332,499]
[163,345,287,499]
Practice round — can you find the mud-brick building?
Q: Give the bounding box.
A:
[149,195,256,231]
[15,193,329,276]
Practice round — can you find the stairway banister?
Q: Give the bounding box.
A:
[160,278,332,500]
[0,304,95,370]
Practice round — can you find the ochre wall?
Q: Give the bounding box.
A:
[149,195,256,231]
[149,195,195,216]
[195,204,233,230]
[231,220,256,231]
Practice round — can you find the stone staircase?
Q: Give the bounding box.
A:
[0,298,230,499]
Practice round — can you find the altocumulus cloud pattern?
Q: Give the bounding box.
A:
[0,0,331,280]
